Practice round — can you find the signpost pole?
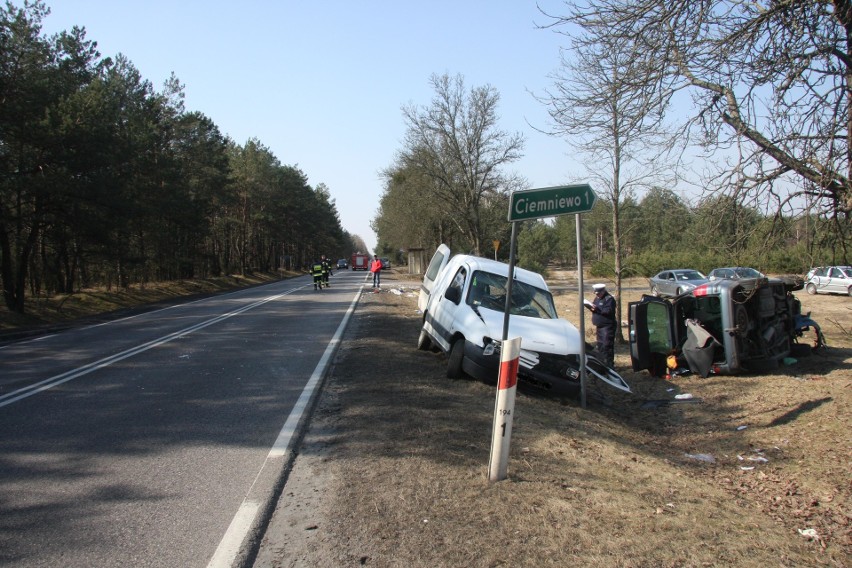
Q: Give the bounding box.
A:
[576,213,587,409]
[501,222,518,342]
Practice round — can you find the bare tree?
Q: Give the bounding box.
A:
[545,0,852,258]
[399,73,525,255]
[373,162,455,252]
[536,26,674,340]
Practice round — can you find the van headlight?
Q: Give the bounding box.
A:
[482,338,499,356]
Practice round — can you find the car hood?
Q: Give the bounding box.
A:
[478,308,582,355]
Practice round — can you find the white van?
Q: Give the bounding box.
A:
[417,245,630,396]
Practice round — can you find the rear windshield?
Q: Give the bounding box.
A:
[467,270,557,319]
[424,250,446,282]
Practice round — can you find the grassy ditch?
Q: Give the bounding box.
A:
[264,272,850,567]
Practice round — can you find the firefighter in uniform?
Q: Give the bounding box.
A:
[585,283,617,367]
[311,258,324,290]
[320,255,331,288]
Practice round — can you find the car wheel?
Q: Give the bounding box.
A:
[848,286,852,297]
[675,287,682,296]
[806,283,817,295]
[446,338,465,379]
[651,285,659,296]
[417,328,432,351]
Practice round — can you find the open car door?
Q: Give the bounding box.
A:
[417,244,451,313]
[628,295,675,376]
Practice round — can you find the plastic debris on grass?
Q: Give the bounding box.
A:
[737,451,768,464]
[737,450,769,470]
[685,453,715,463]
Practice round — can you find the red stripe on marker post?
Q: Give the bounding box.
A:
[488,337,521,482]
[498,357,519,390]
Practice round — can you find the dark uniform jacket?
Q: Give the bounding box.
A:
[592,292,616,327]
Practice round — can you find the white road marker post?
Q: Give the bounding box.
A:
[488,336,521,482]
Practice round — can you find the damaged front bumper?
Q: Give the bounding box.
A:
[462,339,631,396]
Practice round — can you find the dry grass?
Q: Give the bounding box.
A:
[269,271,850,568]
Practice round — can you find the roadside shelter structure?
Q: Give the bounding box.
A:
[407,248,426,275]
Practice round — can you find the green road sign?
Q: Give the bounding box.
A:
[508,184,597,221]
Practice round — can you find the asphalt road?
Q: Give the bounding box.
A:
[0,270,371,567]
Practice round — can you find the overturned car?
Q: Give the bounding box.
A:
[629,276,823,377]
[417,245,630,396]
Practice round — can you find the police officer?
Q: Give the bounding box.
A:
[311,258,324,290]
[585,283,617,367]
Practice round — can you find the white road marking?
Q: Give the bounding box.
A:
[0,288,301,408]
[206,287,363,568]
[206,501,261,568]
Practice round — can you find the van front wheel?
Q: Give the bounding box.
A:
[447,339,465,379]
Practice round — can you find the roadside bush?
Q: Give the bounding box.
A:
[588,256,615,278]
[627,251,720,277]
[763,243,819,275]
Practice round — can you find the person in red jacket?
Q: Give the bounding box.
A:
[370,254,382,288]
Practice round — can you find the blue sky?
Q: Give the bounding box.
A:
[38,1,582,253]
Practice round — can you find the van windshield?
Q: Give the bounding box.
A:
[467,270,557,319]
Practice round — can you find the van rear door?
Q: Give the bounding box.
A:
[418,244,451,312]
[628,295,675,375]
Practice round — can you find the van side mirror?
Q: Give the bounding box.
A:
[444,286,461,304]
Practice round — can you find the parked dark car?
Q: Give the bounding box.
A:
[629,276,822,377]
[805,266,852,296]
[707,266,764,281]
[337,259,348,269]
[648,269,708,297]
[380,257,391,269]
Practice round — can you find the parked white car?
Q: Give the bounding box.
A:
[805,266,852,296]
[417,245,630,395]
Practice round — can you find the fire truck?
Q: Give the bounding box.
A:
[350,253,369,271]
